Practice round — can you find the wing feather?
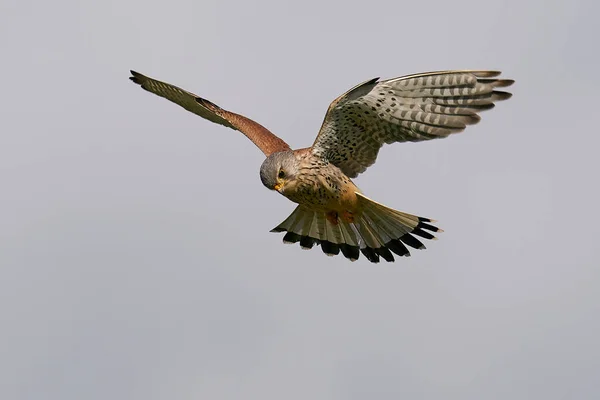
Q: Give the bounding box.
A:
[311,70,514,177]
[129,70,290,156]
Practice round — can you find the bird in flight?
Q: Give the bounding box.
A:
[130,69,513,263]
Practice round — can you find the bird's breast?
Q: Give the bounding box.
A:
[283,162,359,211]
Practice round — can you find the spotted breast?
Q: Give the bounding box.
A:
[282,151,360,212]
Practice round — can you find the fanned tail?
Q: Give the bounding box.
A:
[270,193,442,263]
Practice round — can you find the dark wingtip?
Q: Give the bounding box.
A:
[494,90,513,100]
[196,96,221,111]
[129,70,143,85]
[473,71,502,78]
[495,79,515,87]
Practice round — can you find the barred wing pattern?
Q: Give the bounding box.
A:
[129,71,290,156]
[311,70,514,178]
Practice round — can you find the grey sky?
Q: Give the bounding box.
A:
[2,0,599,399]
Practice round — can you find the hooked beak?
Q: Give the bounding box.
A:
[273,182,283,192]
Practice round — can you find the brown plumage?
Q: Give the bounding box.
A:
[130,69,514,263]
[129,71,290,156]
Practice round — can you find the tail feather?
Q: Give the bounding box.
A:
[325,217,343,244]
[355,219,383,249]
[361,208,394,243]
[375,246,395,263]
[314,213,326,241]
[300,236,317,249]
[300,211,315,241]
[339,222,359,247]
[282,231,301,244]
[356,216,395,263]
[340,243,360,261]
[321,241,340,256]
[274,208,305,234]
[270,193,442,263]
[338,223,361,261]
[386,239,411,257]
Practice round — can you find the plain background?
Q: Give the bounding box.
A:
[2,0,599,399]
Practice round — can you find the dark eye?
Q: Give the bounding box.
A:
[278,169,285,179]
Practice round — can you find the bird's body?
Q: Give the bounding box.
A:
[130,69,513,263]
[273,149,359,211]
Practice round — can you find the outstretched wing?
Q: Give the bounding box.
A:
[311,70,514,178]
[129,71,290,156]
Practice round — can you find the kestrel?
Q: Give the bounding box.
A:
[130,69,513,263]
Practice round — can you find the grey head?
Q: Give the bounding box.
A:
[259,150,298,191]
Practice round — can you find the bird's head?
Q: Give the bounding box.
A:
[259,151,298,194]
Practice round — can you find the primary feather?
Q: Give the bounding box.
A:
[312,70,514,178]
